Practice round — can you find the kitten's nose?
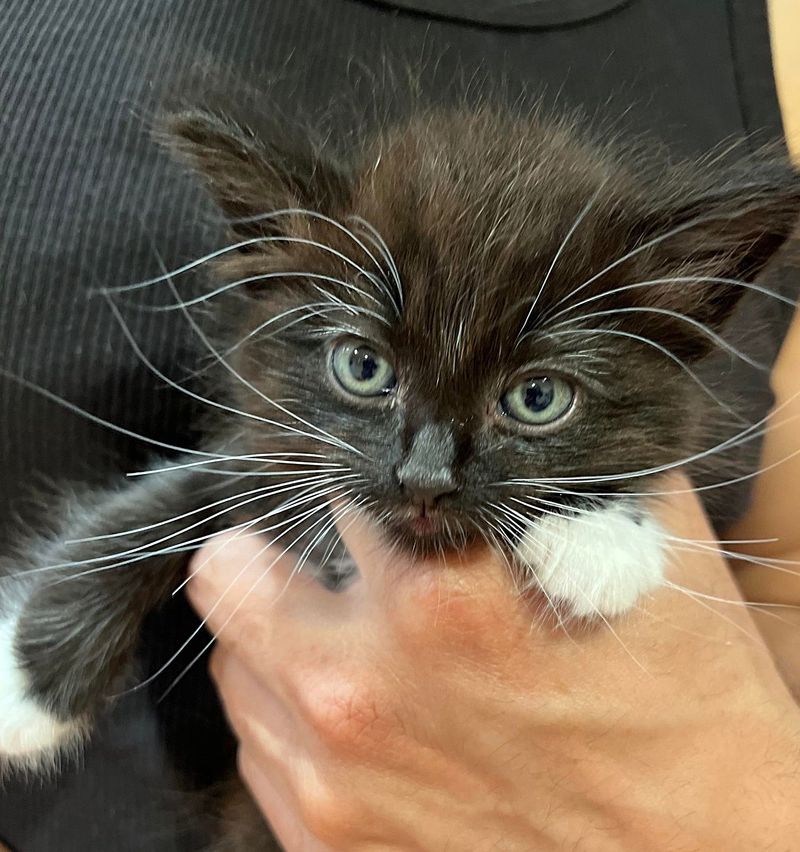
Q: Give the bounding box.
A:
[395,422,458,508]
[396,465,458,507]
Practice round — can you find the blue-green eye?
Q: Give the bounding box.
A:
[331,339,396,397]
[500,376,574,425]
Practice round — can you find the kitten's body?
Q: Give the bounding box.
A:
[1,104,798,848]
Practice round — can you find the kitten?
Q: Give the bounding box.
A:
[0,102,798,848]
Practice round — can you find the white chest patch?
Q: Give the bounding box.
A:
[0,606,85,772]
[514,501,667,619]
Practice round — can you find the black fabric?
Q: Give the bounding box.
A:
[369,0,631,27]
[0,1,794,849]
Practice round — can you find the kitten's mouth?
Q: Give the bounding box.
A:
[384,504,474,553]
[409,512,439,536]
[398,502,444,536]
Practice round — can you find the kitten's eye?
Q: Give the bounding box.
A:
[331,338,396,397]
[500,376,574,425]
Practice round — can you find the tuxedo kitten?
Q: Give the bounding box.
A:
[1,102,798,848]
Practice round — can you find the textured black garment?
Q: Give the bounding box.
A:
[0,1,794,850]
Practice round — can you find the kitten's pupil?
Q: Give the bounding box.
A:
[330,338,396,397]
[501,376,573,424]
[350,347,378,381]
[524,378,554,412]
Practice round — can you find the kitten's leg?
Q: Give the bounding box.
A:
[515,499,668,620]
[0,463,228,769]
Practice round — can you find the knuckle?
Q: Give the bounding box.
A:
[297,673,398,754]
[219,608,268,661]
[298,777,363,846]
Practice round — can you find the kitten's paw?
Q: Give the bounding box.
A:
[0,609,86,771]
[515,501,667,620]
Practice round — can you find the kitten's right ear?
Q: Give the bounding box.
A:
[161,107,352,241]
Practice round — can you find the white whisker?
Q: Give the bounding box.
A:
[0,367,232,461]
[547,274,796,325]
[126,452,334,477]
[155,495,363,702]
[549,201,779,311]
[542,326,749,422]
[155,263,365,459]
[516,184,606,343]
[549,306,768,371]
[105,294,359,457]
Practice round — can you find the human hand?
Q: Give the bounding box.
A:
[188,478,800,851]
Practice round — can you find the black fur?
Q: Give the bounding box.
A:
[2,102,799,848]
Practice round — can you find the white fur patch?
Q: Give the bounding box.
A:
[0,607,85,770]
[515,501,667,619]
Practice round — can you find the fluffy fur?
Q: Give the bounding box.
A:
[0,609,86,770]
[1,101,799,848]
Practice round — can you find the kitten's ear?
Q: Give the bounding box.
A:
[633,164,800,353]
[161,107,352,240]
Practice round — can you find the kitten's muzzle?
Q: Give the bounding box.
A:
[395,421,459,513]
[396,470,458,514]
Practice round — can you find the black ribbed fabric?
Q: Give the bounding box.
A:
[0,1,794,849]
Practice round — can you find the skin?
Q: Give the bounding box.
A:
[728,0,800,693]
[188,4,800,847]
[188,480,800,851]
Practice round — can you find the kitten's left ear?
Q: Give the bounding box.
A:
[634,162,800,342]
[161,107,352,241]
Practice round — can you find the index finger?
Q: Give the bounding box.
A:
[334,502,537,661]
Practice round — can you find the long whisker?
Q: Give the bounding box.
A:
[516,184,606,343]
[549,306,768,371]
[542,326,749,422]
[661,581,770,642]
[10,473,355,581]
[0,367,229,460]
[149,272,382,312]
[218,300,388,364]
[348,215,404,313]
[118,490,357,698]
[156,267,364,459]
[235,207,399,312]
[48,479,360,587]
[514,495,800,577]
[546,274,796,325]
[105,292,360,457]
[69,466,351,546]
[67,482,292,544]
[516,494,781,547]
[126,452,334,477]
[549,201,779,311]
[169,479,363,597]
[104,232,381,296]
[155,495,363,702]
[664,579,800,612]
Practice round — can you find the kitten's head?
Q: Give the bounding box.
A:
[164,105,800,566]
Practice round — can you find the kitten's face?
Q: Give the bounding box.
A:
[168,107,800,569]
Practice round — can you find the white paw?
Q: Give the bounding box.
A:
[0,608,85,771]
[515,500,667,619]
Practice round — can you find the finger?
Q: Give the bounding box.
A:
[210,647,301,748]
[330,509,533,669]
[238,749,326,852]
[191,532,378,726]
[213,648,343,830]
[186,530,351,646]
[334,503,512,601]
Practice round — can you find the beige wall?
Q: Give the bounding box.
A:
[769,0,800,163]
